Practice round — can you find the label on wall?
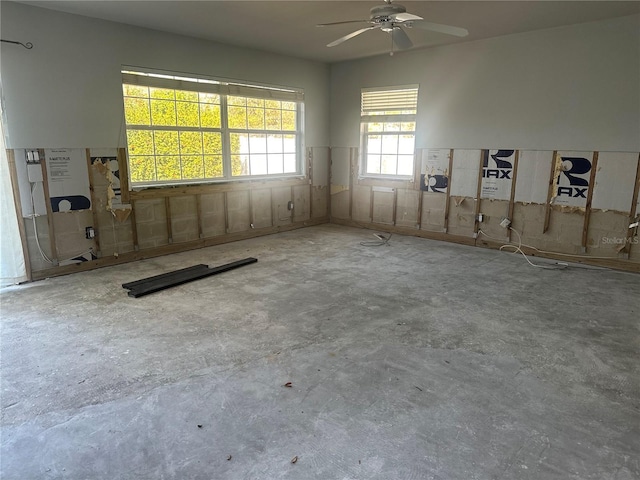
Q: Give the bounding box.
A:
[420,149,450,193]
[481,149,515,200]
[45,148,91,212]
[551,151,593,207]
[515,151,553,204]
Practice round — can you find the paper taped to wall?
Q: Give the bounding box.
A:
[45,148,91,212]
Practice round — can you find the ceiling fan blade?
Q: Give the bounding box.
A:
[393,12,423,22]
[392,28,413,50]
[409,21,469,37]
[317,20,369,27]
[327,26,380,47]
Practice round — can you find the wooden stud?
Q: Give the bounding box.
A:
[327,148,332,219]
[290,185,295,223]
[223,191,230,233]
[85,149,101,256]
[392,188,398,226]
[443,149,454,233]
[165,197,173,244]
[6,149,32,281]
[39,149,59,264]
[248,188,254,229]
[369,187,374,222]
[117,148,130,203]
[507,150,520,242]
[543,150,558,233]
[581,151,599,249]
[196,194,204,238]
[129,199,139,250]
[414,149,424,229]
[308,147,313,218]
[624,153,640,256]
[473,150,484,238]
[349,148,355,220]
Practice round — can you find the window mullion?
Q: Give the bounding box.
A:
[220,94,232,179]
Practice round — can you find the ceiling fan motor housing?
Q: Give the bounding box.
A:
[370,3,406,22]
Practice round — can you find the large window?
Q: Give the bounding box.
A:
[360,86,418,178]
[122,69,304,186]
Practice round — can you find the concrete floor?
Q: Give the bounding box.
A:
[1,224,639,480]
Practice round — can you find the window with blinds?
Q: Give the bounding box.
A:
[360,86,418,177]
[121,68,304,186]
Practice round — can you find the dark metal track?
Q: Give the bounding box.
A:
[123,258,257,298]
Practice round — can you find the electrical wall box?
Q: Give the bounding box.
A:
[500,217,512,228]
[27,163,43,183]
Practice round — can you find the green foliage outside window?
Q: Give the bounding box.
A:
[123,83,298,184]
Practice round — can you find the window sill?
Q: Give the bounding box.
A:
[129,175,308,199]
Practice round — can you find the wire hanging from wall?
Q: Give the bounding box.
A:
[1,39,33,49]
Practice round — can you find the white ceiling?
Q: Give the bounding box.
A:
[14,1,640,63]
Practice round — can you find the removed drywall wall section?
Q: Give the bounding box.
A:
[250,189,272,229]
[200,193,226,237]
[330,147,352,220]
[418,148,450,232]
[226,191,251,234]
[352,185,372,223]
[310,147,329,219]
[395,189,420,229]
[169,196,199,244]
[551,151,595,208]
[134,198,170,249]
[515,151,553,204]
[371,188,394,225]
[292,185,311,223]
[448,150,481,237]
[591,152,638,212]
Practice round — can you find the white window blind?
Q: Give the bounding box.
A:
[122,71,304,103]
[361,86,418,114]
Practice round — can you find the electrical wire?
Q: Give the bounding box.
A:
[478,228,566,269]
[360,232,392,247]
[30,181,94,265]
[500,228,567,270]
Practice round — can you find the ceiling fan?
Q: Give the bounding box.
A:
[317,0,469,54]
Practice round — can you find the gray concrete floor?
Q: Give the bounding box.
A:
[1,224,639,480]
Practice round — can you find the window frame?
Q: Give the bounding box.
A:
[121,68,305,188]
[359,85,418,180]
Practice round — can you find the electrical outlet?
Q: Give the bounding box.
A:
[85,226,95,239]
[477,213,484,222]
[500,217,511,228]
[287,201,294,211]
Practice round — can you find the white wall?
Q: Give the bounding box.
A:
[330,14,640,152]
[0,2,330,149]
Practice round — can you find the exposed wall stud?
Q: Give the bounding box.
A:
[85,149,101,256]
[165,197,173,244]
[581,151,599,250]
[507,150,520,242]
[473,150,484,238]
[39,149,59,264]
[7,149,32,280]
[196,194,204,239]
[443,149,454,233]
[543,150,558,233]
[129,200,139,250]
[624,153,640,257]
